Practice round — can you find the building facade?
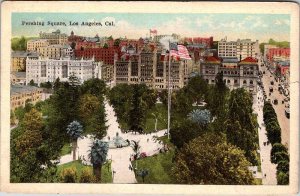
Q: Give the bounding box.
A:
[37,45,73,59]
[39,29,68,45]
[101,64,114,82]
[201,56,259,94]
[267,48,290,62]
[114,45,192,90]
[26,57,102,85]
[11,85,43,110]
[11,72,26,85]
[74,47,119,65]
[218,38,259,60]
[27,39,50,52]
[11,51,39,71]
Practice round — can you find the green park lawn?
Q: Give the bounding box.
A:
[132,136,175,184]
[57,160,113,183]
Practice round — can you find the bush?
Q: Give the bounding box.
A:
[60,167,77,183]
[79,168,96,183]
[265,121,281,145]
[271,143,288,164]
[277,171,289,185]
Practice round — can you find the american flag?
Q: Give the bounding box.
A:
[169,43,191,60]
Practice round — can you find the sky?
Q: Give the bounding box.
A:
[12,13,290,42]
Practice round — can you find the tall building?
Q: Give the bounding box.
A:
[26,57,102,85]
[11,51,39,72]
[114,45,192,90]
[27,39,50,52]
[37,45,73,59]
[263,44,278,59]
[218,38,259,60]
[10,85,43,110]
[267,48,290,62]
[39,29,68,45]
[201,56,259,94]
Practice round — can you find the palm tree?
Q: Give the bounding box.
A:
[131,140,141,160]
[188,109,211,126]
[66,120,83,161]
[89,139,109,182]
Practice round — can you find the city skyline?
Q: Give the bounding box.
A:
[12,13,290,42]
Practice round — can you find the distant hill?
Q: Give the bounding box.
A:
[11,36,39,51]
[259,39,290,54]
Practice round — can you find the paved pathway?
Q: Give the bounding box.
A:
[253,85,277,185]
[59,99,165,184]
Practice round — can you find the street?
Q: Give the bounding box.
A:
[259,60,290,148]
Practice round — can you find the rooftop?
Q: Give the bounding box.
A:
[11,51,39,58]
[11,84,42,96]
[11,71,26,78]
[222,57,239,63]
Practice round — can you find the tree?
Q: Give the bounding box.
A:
[225,88,258,165]
[80,78,107,100]
[170,119,203,149]
[271,143,288,164]
[60,167,77,183]
[66,121,83,161]
[173,133,255,185]
[69,72,81,86]
[103,43,108,48]
[89,139,109,182]
[186,75,208,104]
[70,42,76,50]
[277,171,289,185]
[78,94,101,122]
[29,79,36,86]
[131,140,141,160]
[265,120,281,145]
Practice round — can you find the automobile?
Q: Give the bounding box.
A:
[269,87,273,92]
[284,97,290,102]
[285,103,290,108]
[285,108,290,119]
[273,99,278,105]
[263,71,265,74]
[267,98,271,102]
[270,81,274,85]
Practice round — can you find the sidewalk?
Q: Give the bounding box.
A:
[253,85,277,185]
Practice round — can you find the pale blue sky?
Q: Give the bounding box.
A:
[12,13,290,42]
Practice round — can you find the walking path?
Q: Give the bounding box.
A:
[59,99,165,184]
[253,85,277,185]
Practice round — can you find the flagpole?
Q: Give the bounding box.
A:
[167,40,171,140]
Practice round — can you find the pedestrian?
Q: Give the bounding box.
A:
[147,138,149,142]
[264,174,266,177]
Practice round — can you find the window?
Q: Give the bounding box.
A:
[243,80,247,84]
[227,80,230,83]
[250,80,253,84]
[234,80,238,84]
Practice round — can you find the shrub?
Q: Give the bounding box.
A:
[277,171,289,185]
[79,168,96,183]
[60,167,77,183]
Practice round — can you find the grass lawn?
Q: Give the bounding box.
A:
[144,103,168,133]
[57,160,112,183]
[60,143,72,156]
[132,135,175,184]
[254,178,262,185]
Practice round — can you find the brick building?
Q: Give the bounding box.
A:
[74,47,120,65]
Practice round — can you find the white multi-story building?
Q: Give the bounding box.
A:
[27,39,50,52]
[218,38,259,60]
[26,57,102,85]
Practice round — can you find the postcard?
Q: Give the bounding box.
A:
[1,1,299,195]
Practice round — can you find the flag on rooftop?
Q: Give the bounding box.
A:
[169,42,191,60]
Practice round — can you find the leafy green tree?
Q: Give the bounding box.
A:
[11,36,27,51]
[80,78,107,100]
[60,167,77,183]
[29,79,36,86]
[271,143,288,164]
[89,139,109,182]
[40,81,52,89]
[277,160,289,174]
[265,121,281,145]
[66,120,83,161]
[170,119,203,149]
[277,171,289,185]
[78,94,100,121]
[103,43,108,48]
[173,133,255,185]
[128,84,147,133]
[185,75,208,104]
[225,88,258,165]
